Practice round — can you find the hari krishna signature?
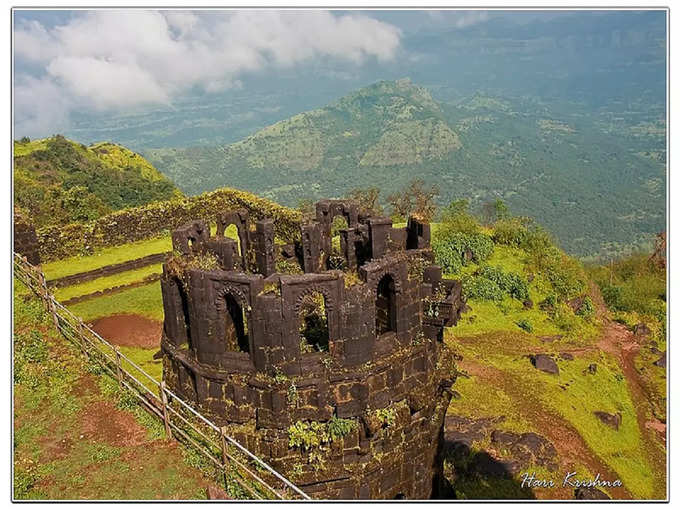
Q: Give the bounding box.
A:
[520,471,623,489]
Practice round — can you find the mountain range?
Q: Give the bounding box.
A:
[145,80,665,259]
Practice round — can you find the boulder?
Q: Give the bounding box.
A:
[587,363,597,374]
[559,352,574,361]
[633,323,652,338]
[653,352,666,368]
[531,354,559,375]
[594,411,621,430]
[206,486,232,500]
[522,299,533,310]
[574,487,611,500]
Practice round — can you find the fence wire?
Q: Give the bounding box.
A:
[13,253,310,501]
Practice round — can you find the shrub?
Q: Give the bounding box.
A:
[575,296,595,319]
[463,275,503,301]
[515,319,533,333]
[433,232,494,274]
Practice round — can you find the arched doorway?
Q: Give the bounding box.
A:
[376,274,396,335]
[224,294,249,353]
[298,292,329,352]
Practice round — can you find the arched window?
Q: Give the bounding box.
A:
[224,294,249,353]
[328,215,349,270]
[298,292,329,352]
[376,274,396,335]
[224,223,242,256]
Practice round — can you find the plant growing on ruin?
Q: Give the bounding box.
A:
[327,416,356,440]
[287,381,299,406]
[374,407,397,428]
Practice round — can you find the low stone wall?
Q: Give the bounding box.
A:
[48,252,170,288]
[37,187,302,261]
[14,209,41,266]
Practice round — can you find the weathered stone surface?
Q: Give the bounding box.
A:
[160,200,468,499]
[574,487,611,500]
[653,352,666,368]
[531,354,559,375]
[633,323,652,338]
[587,363,597,375]
[559,352,574,361]
[594,411,621,430]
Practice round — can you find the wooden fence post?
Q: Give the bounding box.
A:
[159,381,172,439]
[114,347,123,385]
[220,426,230,488]
[78,321,89,359]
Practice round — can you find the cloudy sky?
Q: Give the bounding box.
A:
[12,9,511,137]
[14,10,409,136]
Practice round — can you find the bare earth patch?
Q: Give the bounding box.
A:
[90,314,162,349]
[81,400,148,447]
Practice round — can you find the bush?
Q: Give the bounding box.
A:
[575,296,595,319]
[463,275,504,301]
[515,319,533,333]
[433,232,494,274]
[438,199,480,235]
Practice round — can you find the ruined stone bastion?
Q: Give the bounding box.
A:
[159,199,466,499]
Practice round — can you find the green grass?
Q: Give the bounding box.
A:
[13,279,211,500]
[53,264,163,302]
[43,224,241,282]
[449,333,654,499]
[119,346,163,384]
[43,235,172,281]
[68,281,164,322]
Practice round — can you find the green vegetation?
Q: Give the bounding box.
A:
[146,80,665,258]
[43,236,172,281]
[53,264,162,302]
[13,280,209,500]
[14,135,182,228]
[288,416,356,451]
[68,282,164,322]
[587,253,667,422]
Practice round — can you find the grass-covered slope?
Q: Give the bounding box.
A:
[13,281,211,500]
[14,135,182,228]
[433,204,665,499]
[145,80,665,259]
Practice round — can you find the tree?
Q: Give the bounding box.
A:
[439,199,479,235]
[346,186,383,217]
[482,198,510,224]
[387,179,439,222]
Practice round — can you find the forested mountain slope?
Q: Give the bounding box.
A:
[146,80,665,259]
[14,135,182,228]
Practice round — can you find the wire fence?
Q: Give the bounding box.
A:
[13,252,310,501]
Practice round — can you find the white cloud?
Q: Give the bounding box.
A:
[13,10,402,137]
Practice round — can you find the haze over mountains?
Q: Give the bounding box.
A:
[145,79,664,259]
[13,9,667,259]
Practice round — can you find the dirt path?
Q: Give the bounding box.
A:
[589,284,667,497]
[90,314,162,349]
[459,358,632,499]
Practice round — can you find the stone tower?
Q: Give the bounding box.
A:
[159,200,466,499]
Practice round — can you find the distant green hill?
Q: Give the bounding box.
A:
[145,80,666,259]
[14,135,182,227]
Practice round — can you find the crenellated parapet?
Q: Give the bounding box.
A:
[160,199,466,499]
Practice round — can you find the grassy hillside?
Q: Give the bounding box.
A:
[13,280,211,500]
[16,190,666,499]
[14,135,182,228]
[145,80,665,260]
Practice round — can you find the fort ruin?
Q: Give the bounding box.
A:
[159,199,466,499]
